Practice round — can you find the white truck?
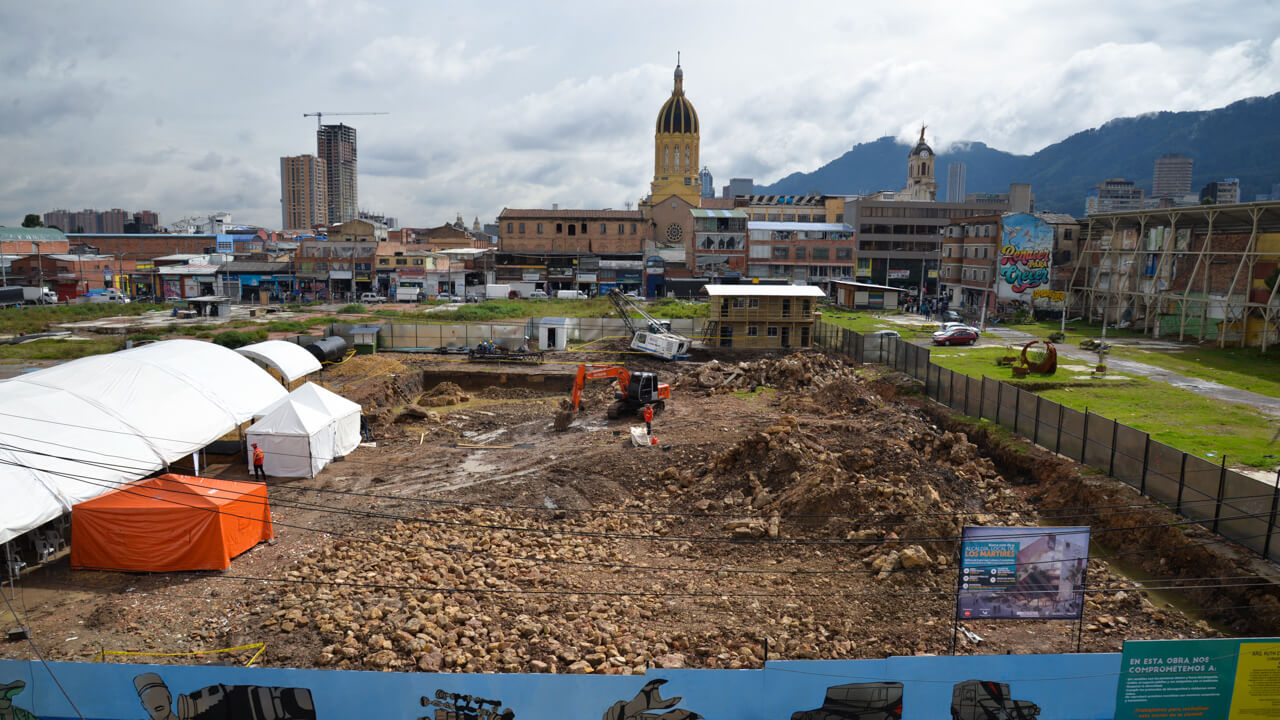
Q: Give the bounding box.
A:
[0,286,58,307]
[555,290,589,299]
[484,284,512,300]
[79,288,130,304]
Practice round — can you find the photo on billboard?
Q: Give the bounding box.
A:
[957,526,1089,621]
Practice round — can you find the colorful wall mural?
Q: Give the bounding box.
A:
[0,653,1126,720]
[998,213,1054,300]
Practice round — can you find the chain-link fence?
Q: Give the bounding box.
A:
[813,321,1280,563]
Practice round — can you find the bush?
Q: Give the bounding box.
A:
[337,303,367,314]
[211,329,268,349]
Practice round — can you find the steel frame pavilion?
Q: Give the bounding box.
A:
[1067,200,1280,350]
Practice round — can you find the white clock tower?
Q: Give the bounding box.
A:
[905,125,938,201]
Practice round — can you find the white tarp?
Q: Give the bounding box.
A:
[246,398,335,478]
[236,340,322,384]
[0,339,288,544]
[289,383,362,457]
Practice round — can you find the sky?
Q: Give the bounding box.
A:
[3,1,1280,230]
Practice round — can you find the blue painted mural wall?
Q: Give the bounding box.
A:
[0,653,1122,720]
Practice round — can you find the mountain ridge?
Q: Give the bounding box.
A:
[756,93,1280,213]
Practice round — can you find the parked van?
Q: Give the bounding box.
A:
[555,290,589,300]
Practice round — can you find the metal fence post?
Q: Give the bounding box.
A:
[996,383,1004,425]
[1081,409,1090,464]
[1014,387,1021,435]
[1176,453,1188,515]
[948,369,956,407]
[1108,419,1119,477]
[1212,456,1227,534]
[978,376,986,420]
[1055,402,1064,454]
[1029,394,1039,445]
[1139,434,1151,495]
[1264,472,1280,561]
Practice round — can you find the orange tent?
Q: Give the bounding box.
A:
[71,474,273,572]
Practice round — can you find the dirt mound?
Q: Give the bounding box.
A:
[323,354,406,381]
[675,352,852,394]
[419,381,471,407]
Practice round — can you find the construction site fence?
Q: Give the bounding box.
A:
[324,318,708,351]
[812,321,1280,564]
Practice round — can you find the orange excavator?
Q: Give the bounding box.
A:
[555,364,670,430]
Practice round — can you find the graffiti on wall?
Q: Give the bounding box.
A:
[998,213,1053,298]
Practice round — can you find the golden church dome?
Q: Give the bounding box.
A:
[656,63,699,134]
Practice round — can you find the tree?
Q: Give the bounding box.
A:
[21,214,43,228]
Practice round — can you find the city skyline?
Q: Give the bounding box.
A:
[3,1,1279,229]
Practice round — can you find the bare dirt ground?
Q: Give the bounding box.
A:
[2,348,1278,674]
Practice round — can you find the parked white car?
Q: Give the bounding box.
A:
[359,292,386,304]
[528,290,549,299]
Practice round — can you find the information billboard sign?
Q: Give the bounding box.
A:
[957,526,1089,620]
[1116,638,1280,720]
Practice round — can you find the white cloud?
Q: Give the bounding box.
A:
[1,1,1278,227]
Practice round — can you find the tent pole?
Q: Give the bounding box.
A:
[192,450,200,476]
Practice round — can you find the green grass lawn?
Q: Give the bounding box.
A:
[0,338,124,360]
[819,307,940,339]
[366,298,707,324]
[1108,345,1280,399]
[927,345,1280,468]
[0,303,166,336]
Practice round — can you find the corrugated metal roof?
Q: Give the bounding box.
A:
[498,208,646,220]
[747,221,853,232]
[690,209,748,218]
[0,227,67,243]
[831,280,904,292]
[703,284,826,298]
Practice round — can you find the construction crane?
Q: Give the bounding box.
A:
[302,111,389,129]
[607,288,691,360]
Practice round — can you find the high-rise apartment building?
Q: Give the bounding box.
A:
[1200,178,1240,205]
[317,124,358,224]
[1085,179,1144,214]
[699,167,715,198]
[946,162,967,203]
[280,154,329,231]
[42,208,160,233]
[1152,153,1193,198]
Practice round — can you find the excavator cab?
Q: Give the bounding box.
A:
[625,371,662,405]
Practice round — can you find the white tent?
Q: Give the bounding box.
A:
[246,398,336,478]
[290,383,362,456]
[236,340,323,384]
[0,340,287,544]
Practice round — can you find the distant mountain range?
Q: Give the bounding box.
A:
[756,92,1280,214]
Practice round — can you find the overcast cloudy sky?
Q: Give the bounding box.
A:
[3,1,1279,230]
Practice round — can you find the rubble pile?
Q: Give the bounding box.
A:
[418,382,471,407]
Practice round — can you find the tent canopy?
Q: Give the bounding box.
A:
[71,474,272,572]
[0,339,287,544]
[246,397,335,478]
[290,383,362,456]
[236,340,323,384]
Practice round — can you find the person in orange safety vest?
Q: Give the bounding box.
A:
[251,442,266,481]
[643,404,654,435]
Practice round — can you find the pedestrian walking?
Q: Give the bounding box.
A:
[643,404,654,435]
[360,415,372,442]
[251,442,266,481]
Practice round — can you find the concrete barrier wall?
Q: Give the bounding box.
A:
[0,653,1121,719]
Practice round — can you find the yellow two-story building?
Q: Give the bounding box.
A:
[702,284,825,349]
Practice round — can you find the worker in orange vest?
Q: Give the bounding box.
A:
[643,404,654,435]
[251,442,266,481]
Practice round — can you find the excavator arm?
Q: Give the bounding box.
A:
[569,364,631,411]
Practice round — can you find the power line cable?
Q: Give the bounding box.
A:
[0,591,85,719]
